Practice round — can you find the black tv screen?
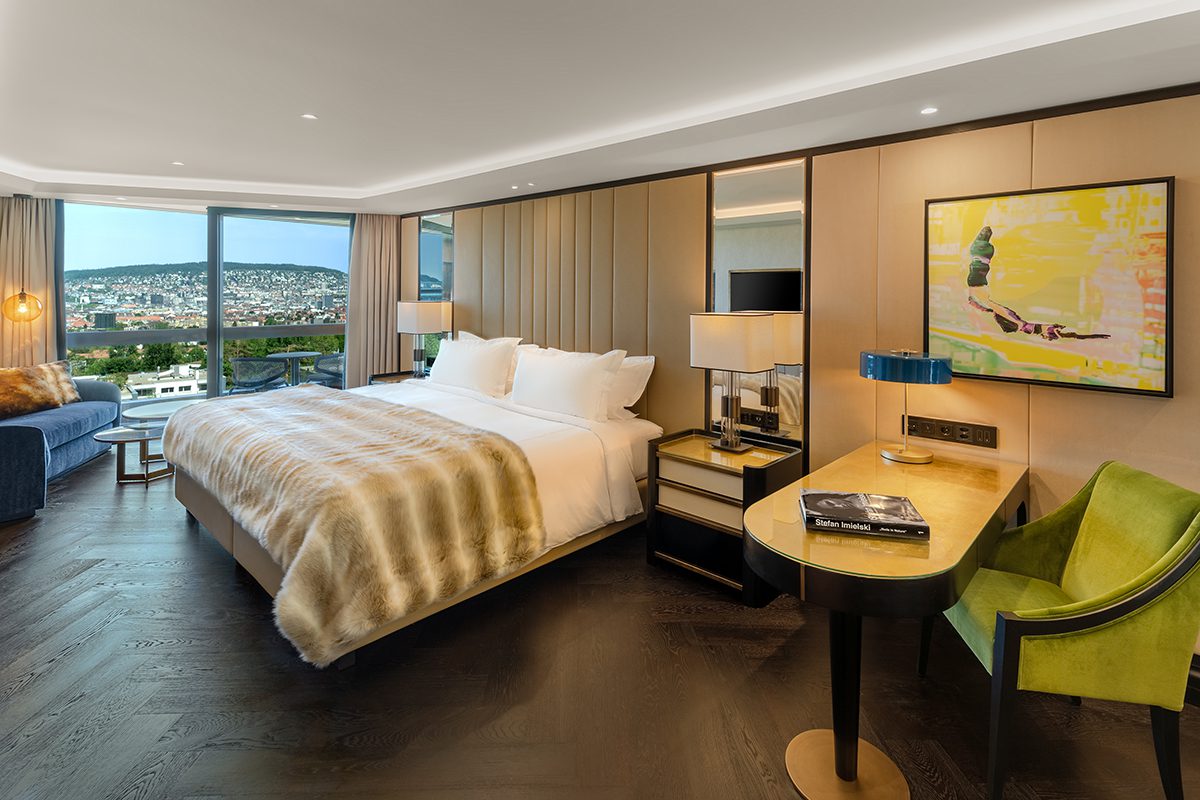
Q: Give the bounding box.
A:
[729,269,803,312]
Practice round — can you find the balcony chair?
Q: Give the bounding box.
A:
[304,352,344,389]
[920,461,1200,800]
[228,357,287,394]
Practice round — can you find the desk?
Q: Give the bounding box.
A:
[743,441,1028,799]
[266,350,321,385]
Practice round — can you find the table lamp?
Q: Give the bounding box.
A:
[859,349,952,464]
[762,311,804,432]
[691,312,775,452]
[397,301,453,378]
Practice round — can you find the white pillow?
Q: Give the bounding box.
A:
[607,355,655,419]
[428,336,519,397]
[457,331,536,394]
[510,348,627,421]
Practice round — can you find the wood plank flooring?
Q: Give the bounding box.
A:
[1,452,1196,799]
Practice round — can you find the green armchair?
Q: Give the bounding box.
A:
[925,461,1200,800]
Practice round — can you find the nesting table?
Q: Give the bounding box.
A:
[743,441,1028,799]
[94,398,207,485]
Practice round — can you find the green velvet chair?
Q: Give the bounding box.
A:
[922,461,1200,800]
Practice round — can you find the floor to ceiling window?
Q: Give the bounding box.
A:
[62,203,351,399]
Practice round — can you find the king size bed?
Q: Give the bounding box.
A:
[164,357,663,668]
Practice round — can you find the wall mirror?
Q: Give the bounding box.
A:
[708,158,806,446]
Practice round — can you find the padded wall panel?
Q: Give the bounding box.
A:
[613,183,649,356]
[503,203,521,338]
[648,175,707,432]
[481,204,505,339]
[398,215,420,372]
[533,198,547,345]
[452,208,483,336]
[574,192,592,352]
[559,194,576,352]
[520,201,534,342]
[589,188,615,352]
[546,196,561,348]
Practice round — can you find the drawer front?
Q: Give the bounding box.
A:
[658,458,743,501]
[657,483,743,532]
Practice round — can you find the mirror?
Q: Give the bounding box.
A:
[708,158,806,444]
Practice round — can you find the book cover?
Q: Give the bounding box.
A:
[799,489,930,540]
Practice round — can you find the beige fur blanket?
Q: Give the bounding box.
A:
[162,385,545,666]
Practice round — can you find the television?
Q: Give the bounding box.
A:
[925,177,1173,397]
[729,269,803,312]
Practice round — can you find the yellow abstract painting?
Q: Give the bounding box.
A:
[926,179,1170,394]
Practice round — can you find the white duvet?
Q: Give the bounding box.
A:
[351,380,662,549]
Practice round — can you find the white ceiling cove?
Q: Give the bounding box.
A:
[2,0,1199,213]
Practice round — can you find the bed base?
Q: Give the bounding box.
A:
[175,468,646,665]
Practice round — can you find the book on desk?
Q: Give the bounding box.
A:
[800,489,930,540]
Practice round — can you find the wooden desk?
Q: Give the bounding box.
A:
[743,441,1028,799]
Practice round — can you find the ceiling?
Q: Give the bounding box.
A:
[2,0,1199,214]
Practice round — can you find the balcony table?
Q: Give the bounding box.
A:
[265,350,322,386]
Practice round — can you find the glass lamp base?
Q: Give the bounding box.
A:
[879,444,933,464]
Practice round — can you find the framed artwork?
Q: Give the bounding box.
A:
[925,177,1173,396]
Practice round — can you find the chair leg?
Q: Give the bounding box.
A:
[918,615,934,677]
[987,621,1021,800]
[1150,706,1183,800]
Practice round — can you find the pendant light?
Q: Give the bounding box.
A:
[2,245,43,323]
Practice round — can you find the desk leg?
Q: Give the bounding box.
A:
[784,610,909,799]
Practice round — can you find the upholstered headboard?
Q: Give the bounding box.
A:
[440,174,707,434]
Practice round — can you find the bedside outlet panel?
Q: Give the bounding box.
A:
[902,415,997,449]
[740,409,780,430]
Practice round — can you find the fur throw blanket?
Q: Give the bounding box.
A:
[163,385,545,666]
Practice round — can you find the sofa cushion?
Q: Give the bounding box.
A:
[944,567,1072,673]
[1061,463,1200,602]
[0,361,81,419]
[0,400,117,449]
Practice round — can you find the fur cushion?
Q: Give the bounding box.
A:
[0,361,81,420]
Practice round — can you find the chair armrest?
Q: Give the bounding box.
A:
[984,463,1106,584]
[996,516,1200,709]
[0,425,49,520]
[74,379,122,412]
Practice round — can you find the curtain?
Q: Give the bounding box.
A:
[345,214,401,388]
[0,197,58,368]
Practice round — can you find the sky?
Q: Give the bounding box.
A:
[63,203,351,272]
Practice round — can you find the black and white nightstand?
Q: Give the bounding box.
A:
[647,429,804,605]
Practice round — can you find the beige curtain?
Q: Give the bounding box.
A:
[345,214,401,388]
[0,197,58,368]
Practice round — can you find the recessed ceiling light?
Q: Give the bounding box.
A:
[115,196,126,201]
[269,204,280,208]
[527,182,535,187]
[300,113,318,120]
[171,161,185,166]
[920,106,939,115]
[511,185,519,190]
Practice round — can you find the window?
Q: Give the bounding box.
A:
[418,213,453,358]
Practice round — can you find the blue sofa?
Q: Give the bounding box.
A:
[0,379,121,522]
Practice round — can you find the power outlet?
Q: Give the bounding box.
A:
[903,415,997,449]
[740,409,780,430]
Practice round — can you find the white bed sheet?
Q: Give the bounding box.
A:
[351,380,662,549]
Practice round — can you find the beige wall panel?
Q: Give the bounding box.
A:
[533,198,547,345]
[481,205,505,338]
[452,208,483,336]
[398,215,420,372]
[520,201,534,342]
[647,175,707,432]
[559,194,576,352]
[612,183,649,356]
[874,124,1034,465]
[574,192,592,351]
[590,188,615,351]
[503,203,521,338]
[808,148,881,470]
[1027,96,1200,517]
[545,196,561,349]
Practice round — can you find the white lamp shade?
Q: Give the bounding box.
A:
[690,312,775,373]
[772,311,805,365]
[397,301,453,334]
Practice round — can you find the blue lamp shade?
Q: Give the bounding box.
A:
[859,350,952,385]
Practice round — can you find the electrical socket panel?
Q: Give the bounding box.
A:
[902,415,997,449]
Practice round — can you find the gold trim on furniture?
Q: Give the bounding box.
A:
[653,551,743,590]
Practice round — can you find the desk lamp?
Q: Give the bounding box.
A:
[859,349,952,464]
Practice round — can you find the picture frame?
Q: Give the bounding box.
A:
[924,176,1173,397]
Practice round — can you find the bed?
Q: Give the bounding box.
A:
[165,377,662,667]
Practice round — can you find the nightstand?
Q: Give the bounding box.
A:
[368,371,416,385]
[647,429,804,605]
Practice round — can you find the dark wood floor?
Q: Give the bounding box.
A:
[1,452,1196,800]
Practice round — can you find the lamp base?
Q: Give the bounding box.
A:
[880,444,933,464]
[710,439,753,454]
